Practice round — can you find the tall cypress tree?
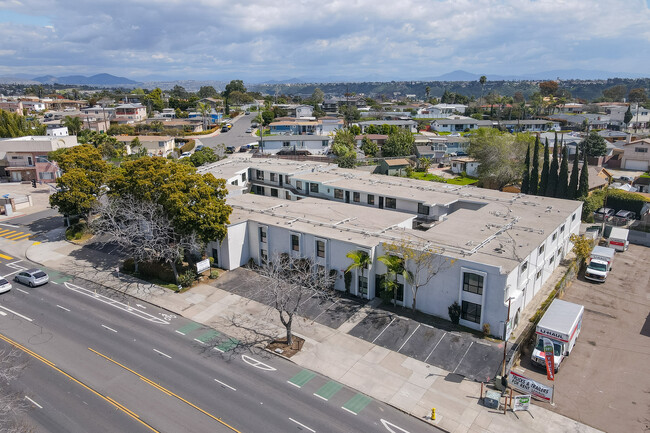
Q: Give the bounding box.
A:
[577,152,590,198]
[547,133,559,197]
[556,145,569,199]
[529,135,540,195]
[539,137,550,196]
[568,149,580,200]
[521,142,531,194]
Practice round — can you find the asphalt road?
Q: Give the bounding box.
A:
[0,253,439,433]
[199,113,259,151]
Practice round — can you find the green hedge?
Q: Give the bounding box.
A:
[179,139,195,153]
[605,189,650,218]
[122,258,176,283]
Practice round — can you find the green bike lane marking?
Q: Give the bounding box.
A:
[341,393,372,415]
[287,370,316,388]
[175,322,201,335]
[313,381,343,401]
[215,337,240,352]
[193,329,220,344]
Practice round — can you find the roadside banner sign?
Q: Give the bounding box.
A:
[196,258,210,274]
[508,371,554,401]
[513,394,531,412]
[544,338,555,381]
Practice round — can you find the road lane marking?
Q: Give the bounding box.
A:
[0,231,17,237]
[453,341,473,374]
[101,325,118,333]
[241,355,276,371]
[0,253,12,260]
[0,311,6,316]
[63,282,168,325]
[372,317,396,343]
[0,223,19,228]
[0,334,160,433]
[342,393,372,415]
[51,281,59,285]
[15,288,28,294]
[0,305,32,322]
[314,381,343,401]
[56,305,70,312]
[153,349,171,359]
[288,417,315,432]
[89,348,242,433]
[194,330,220,344]
[4,232,24,240]
[424,332,447,363]
[398,324,420,352]
[10,233,33,241]
[24,396,43,409]
[214,378,236,391]
[380,419,411,433]
[176,322,201,335]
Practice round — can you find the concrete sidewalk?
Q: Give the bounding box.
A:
[16,238,600,433]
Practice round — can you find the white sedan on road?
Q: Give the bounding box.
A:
[0,278,11,294]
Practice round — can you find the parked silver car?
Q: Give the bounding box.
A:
[0,278,11,294]
[14,269,49,287]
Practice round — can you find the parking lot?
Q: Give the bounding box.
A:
[217,268,504,383]
[349,310,503,382]
[513,243,650,433]
[215,267,367,329]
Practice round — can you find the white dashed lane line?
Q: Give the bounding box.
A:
[0,305,32,322]
[214,378,236,391]
[25,396,43,409]
[288,417,315,432]
[153,349,172,359]
[101,324,118,333]
[56,305,70,312]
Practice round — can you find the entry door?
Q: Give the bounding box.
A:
[345,191,350,203]
[212,248,219,267]
[378,196,384,209]
[278,175,283,186]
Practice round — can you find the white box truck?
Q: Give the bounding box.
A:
[531,299,584,373]
[608,227,629,252]
[584,246,615,283]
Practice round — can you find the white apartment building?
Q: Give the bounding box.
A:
[199,159,582,337]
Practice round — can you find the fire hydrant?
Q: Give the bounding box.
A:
[431,408,436,420]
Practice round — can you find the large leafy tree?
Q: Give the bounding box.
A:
[332,129,357,168]
[468,128,531,190]
[49,144,110,220]
[197,86,219,99]
[107,157,231,245]
[382,129,414,157]
[0,109,45,137]
[546,135,560,197]
[360,136,377,157]
[529,135,540,195]
[539,138,550,196]
[581,131,608,157]
[556,145,569,199]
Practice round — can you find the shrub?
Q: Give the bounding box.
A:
[209,270,219,279]
[482,323,491,337]
[448,301,461,324]
[579,189,605,221]
[65,222,86,241]
[344,271,352,293]
[178,269,197,287]
[179,139,195,153]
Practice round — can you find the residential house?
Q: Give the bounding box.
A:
[0,134,78,182]
[429,104,467,117]
[377,158,411,176]
[450,157,480,176]
[260,135,332,155]
[114,103,147,123]
[295,105,314,118]
[20,100,46,112]
[431,116,479,132]
[80,105,116,120]
[498,119,560,132]
[0,101,23,115]
[145,119,203,133]
[358,120,417,133]
[620,139,650,171]
[198,98,223,110]
[627,105,649,130]
[557,103,584,113]
[319,117,344,135]
[114,135,176,157]
[355,134,388,148]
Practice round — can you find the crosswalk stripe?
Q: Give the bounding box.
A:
[0,231,16,237]
[0,229,12,235]
[0,253,12,260]
[4,232,24,240]
[9,233,32,241]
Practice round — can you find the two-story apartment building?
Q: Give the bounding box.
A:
[198,159,582,337]
[114,135,176,157]
[358,120,418,133]
[0,134,78,182]
[621,139,650,171]
[114,103,147,123]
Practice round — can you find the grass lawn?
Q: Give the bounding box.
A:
[446,177,478,185]
[408,171,478,185]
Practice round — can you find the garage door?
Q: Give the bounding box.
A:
[625,159,649,170]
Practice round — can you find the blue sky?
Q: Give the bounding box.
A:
[0,0,649,82]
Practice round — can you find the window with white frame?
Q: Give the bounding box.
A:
[291,234,300,252]
[367,194,375,205]
[316,240,325,258]
[463,272,484,295]
[259,226,267,243]
[539,244,545,255]
[461,301,481,324]
[334,189,343,199]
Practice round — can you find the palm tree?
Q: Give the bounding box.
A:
[196,102,210,131]
[63,116,82,136]
[345,250,371,296]
[479,75,487,104]
[425,86,431,101]
[378,254,412,306]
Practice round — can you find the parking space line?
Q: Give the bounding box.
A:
[15,288,28,294]
[398,324,420,352]
[453,341,473,374]
[424,332,446,363]
[311,299,337,322]
[372,317,396,343]
[299,293,317,307]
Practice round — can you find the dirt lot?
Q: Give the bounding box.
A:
[513,244,650,433]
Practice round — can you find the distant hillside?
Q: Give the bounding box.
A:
[32,73,139,86]
[0,76,40,85]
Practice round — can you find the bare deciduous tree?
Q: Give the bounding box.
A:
[0,348,33,433]
[256,254,336,346]
[383,241,455,312]
[91,195,203,282]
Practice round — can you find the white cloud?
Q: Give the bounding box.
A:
[0,0,647,80]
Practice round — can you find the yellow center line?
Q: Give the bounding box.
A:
[88,347,243,433]
[0,333,160,433]
[0,253,12,260]
[5,232,24,240]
